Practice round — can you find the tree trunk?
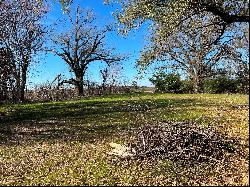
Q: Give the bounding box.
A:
[12,68,20,101]
[20,63,28,102]
[77,81,84,96]
[0,79,8,101]
[75,72,84,96]
[193,77,203,93]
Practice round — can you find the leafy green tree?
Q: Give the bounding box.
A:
[149,72,182,93]
[203,76,238,93]
[105,1,248,93]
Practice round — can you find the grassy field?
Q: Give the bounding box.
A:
[0,93,249,185]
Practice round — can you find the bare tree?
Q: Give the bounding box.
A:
[52,6,123,96]
[99,63,124,94]
[100,67,109,94]
[0,0,48,101]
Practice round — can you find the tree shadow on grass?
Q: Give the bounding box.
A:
[0,121,141,146]
[1,98,200,123]
[0,97,218,146]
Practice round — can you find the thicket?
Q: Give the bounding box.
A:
[150,72,249,94]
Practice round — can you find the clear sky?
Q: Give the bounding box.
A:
[27,0,156,89]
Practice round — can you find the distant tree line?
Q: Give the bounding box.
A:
[150,70,249,94]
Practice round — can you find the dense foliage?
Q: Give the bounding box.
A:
[203,76,238,94]
[150,71,249,94]
[203,76,249,94]
[149,72,183,93]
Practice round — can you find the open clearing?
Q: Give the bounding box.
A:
[0,93,249,185]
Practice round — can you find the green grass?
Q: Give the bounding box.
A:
[0,93,249,185]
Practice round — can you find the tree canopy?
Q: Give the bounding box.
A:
[108,0,249,36]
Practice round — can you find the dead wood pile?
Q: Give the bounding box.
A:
[128,121,244,164]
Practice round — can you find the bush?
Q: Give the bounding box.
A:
[150,71,247,94]
[203,76,238,94]
[150,72,182,93]
[235,77,249,94]
[179,80,194,93]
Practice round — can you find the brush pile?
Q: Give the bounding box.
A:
[128,121,243,164]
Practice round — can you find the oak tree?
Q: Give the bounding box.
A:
[52,6,123,96]
[138,14,245,93]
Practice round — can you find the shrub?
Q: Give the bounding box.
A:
[150,72,182,93]
[179,80,194,93]
[203,76,238,94]
[235,77,249,94]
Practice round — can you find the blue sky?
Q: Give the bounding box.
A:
[28,0,155,88]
